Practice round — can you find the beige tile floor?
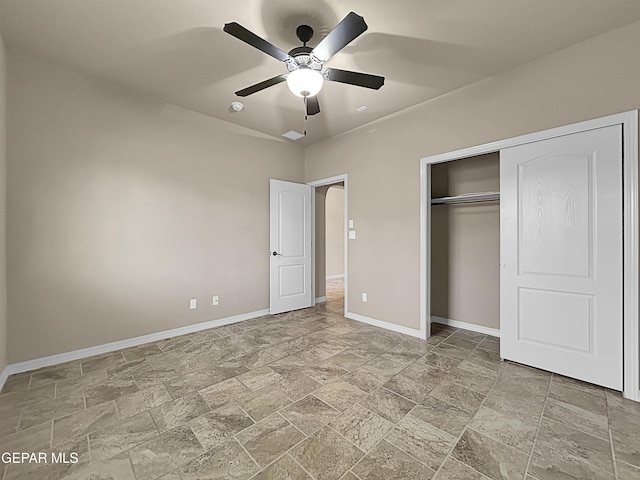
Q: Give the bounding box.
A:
[1,278,639,479]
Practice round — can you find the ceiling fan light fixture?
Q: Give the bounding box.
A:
[286,68,323,97]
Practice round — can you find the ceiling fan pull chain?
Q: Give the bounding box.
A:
[304,96,308,136]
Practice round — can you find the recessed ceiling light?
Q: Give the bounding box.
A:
[282,130,305,141]
[356,105,368,112]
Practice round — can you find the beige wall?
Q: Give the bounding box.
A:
[7,54,304,363]
[305,19,640,331]
[325,186,344,278]
[0,34,7,373]
[431,154,500,329]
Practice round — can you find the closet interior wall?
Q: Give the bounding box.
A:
[430,152,501,330]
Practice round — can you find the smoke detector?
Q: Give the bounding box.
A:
[230,101,244,112]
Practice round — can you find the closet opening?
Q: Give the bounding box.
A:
[430,153,501,338]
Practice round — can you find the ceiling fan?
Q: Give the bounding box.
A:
[223,12,385,116]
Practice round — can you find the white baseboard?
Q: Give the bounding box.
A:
[326,274,344,280]
[0,308,270,386]
[315,296,327,304]
[0,366,9,392]
[431,316,500,338]
[346,311,423,339]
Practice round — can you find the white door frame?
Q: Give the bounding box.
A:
[419,110,639,401]
[308,174,349,316]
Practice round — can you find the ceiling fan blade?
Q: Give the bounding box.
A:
[235,75,287,97]
[311,12,368,62]
[324,68,385,89]
[224,22,292,63]
[306,96,320,116]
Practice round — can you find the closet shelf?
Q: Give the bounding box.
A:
[431,191,500,205]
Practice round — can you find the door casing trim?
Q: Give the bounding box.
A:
[308,174,349,317]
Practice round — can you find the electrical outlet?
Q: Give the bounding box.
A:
[189,298,197,310]
[362,292,368,302]
[212,296,219,306]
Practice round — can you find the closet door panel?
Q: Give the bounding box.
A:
[500,125,622,390]
[517,288,593,353]
[518,153,593,278]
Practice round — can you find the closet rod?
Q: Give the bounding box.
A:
[430,191,500,205]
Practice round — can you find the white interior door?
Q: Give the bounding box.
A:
[500,125,623,390]
[270,179,313,314]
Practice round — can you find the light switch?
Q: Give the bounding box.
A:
[349,230,356,240]
[348,219,354,228]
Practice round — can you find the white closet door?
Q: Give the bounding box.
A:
[500,125,623,390]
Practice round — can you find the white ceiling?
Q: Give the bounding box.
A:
[1,0,640,145]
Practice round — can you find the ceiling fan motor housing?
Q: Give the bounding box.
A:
[286,24,324,74]
[286,45,323,73]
